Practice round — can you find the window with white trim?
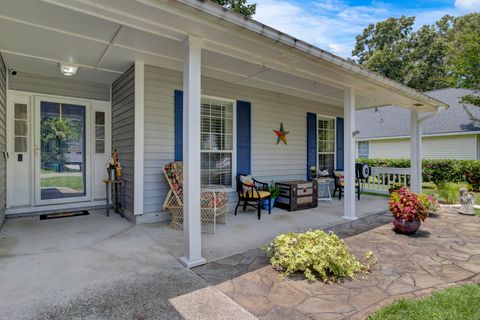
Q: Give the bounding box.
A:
[358,141,369,159]
[318,116,335,174]
[200,97,234,187]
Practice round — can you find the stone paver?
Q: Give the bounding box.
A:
[195,209,480,319]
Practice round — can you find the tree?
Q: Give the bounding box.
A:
[210,0,256,17]
[445,13,480,119]
[351,16,450,91]
[352,13,480,122]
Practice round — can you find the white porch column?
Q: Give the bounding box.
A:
[180,35,206,268]
[410,110,422,193]
[342,87,357,221]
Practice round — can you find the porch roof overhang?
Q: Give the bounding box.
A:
[0,0,448,112]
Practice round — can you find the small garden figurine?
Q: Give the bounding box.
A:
[458,187,475,215]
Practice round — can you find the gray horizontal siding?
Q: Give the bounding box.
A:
[111,65,135,218]
[143,65,342,215]
[9,72,110,101]
[368,135,479,160]
[0,54,6,227]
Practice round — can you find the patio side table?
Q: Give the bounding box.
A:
[103,179,126,217]
[315,177,334,204]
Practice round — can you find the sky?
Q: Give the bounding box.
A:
[253,0,480,58]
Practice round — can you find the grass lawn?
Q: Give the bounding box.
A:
[368,284,480,320]
[41,177,83,191]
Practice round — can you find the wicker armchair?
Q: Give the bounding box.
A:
[163,161,228,234]
[235,174,271,220]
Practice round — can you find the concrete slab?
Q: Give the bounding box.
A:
[142,195,388,262]
[170,286,258,320]
[0,210,209,319]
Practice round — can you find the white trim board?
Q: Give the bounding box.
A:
[356,131,480,141]
[6,200,106,215]
[134,61,145,216]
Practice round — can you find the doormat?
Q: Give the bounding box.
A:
[39,211,90,220]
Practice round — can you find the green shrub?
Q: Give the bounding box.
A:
[263,230,375,282]
[438,183,461,204]
[464,161,480,192]
[422,159,465,187]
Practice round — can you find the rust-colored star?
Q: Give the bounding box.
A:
[273,122,289,145]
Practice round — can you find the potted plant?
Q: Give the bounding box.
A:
[419,193,440,217]
[262,184,280,211]
[310,166,317,179]
[388,182,403,194]
[389,187,428,235]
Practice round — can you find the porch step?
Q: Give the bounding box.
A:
[169,286,258,320]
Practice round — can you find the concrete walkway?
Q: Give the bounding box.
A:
[196,209,480,319]
[0,210,255,320]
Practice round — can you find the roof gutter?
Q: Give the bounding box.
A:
[174,0,448,110]
[419,105,446,124]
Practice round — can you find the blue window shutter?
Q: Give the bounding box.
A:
[336,117,344,170]
[174,90,183,161]
[306,113,317,180]
[236,101,251,175]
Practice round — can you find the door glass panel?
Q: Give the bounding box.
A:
[15,137,27,152]
[40,101,86,200]
[95,111,105,154]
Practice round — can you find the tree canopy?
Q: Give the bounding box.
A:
[352,13,480,118]
[210,0,256,17]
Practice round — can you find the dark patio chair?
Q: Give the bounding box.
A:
[333,171,361,201]
[235,174,271,220]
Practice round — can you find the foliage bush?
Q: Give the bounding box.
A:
[263,230,375,282]
[437,183,462,204]
[357,158,480,190]
[464,161,480,191]
[389,187,429,222]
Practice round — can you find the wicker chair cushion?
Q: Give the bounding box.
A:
[165,161,228,208]
[201,191,228,208]
[164,161,183,193]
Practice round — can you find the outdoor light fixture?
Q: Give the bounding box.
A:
[352,130,360,137]
[60,63,78,76]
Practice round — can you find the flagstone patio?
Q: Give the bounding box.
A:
[194,209,480,320]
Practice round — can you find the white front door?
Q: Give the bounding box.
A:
[34,96,91,205]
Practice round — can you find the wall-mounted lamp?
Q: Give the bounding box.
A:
[352,130,360,138]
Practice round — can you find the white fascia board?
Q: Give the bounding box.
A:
[356,131,480,141]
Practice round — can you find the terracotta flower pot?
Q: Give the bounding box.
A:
[392,216,421,235]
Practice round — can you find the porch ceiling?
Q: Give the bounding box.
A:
[0,0,447,112]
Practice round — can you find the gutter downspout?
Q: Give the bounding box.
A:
[418,106,445,124]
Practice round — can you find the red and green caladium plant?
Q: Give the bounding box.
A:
[389,187,429,222]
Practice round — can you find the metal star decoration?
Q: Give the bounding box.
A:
[273,122,289,145]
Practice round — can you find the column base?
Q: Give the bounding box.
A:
[341,215,358,221]
[179,256,207,268]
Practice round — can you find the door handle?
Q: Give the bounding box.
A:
[35,145,40,155]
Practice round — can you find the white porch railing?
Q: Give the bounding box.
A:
[361,167,411,194]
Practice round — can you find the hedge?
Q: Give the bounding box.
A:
[357,158,480,191]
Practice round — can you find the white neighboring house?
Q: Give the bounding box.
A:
[356,88,480,160]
